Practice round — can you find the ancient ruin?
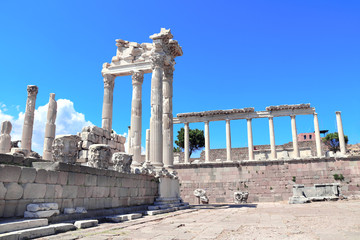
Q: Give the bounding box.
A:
[43,93,57,160]
[0,121,12,154]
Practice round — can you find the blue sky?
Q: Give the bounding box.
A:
[0,1,359,156]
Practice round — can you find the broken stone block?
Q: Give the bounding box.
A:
[74,220,98,229]
[24,210,59,218]
[52,135,80,164]
[112,152,132,173]
[64,207,76,214]
[87,144,112,169]
[75,207,87,214]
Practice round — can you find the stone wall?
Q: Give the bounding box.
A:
[174,156,360,204]
[0,155,158,218]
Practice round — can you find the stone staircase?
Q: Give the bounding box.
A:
[145,197,190,215]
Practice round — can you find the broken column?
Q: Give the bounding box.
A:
[21,85,38,153]
[43,93,57,160]
[101,74,116,132]
[130,71,144,167]
[0,121,12,153]
[163,65,174,168]
[336,111,346,155]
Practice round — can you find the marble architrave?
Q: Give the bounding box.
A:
[43,93,57,160]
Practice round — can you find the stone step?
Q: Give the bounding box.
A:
[0,218,48,234]
[0,225,55,240]
[106,213,142,223]
[147,205,160,210]
[52,223,76,234]
[74,220,98,229]
[146,207,177,216]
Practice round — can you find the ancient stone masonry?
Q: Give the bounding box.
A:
[43,93,57,161]
[112,152,132,173]
[52,135,81,164]
[266,103,311,111]
[0,121,12,154]
[87,144,112,169]
[20,85,39,156]
[77,126,125,163]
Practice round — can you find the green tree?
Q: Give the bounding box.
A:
[322,132,348,152]
[175,127,205,157]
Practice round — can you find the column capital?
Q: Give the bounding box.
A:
[313,112,318,116]
[27,85,38,96]
[335,111,341,115]
[103,74,116,89]
[290,114,296,119]
[150,53,165,69]
[131,71,144,85]
[268,116,274,120]
[163,65,174,79]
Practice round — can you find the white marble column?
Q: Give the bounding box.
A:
[184,122,190,164]
[291,115,300,158]
[127,126,131,154]
[0,121,12,154]
[313,113,322,157]
[130,71,144,167]
[101,74,116,132]
[336,111,346,155]
[43,93,57,160]
[21,85,38,153]
[163,66,174,168]
[247,118,254,160]
[149,54,165,168]
[204,121,210,162]
[268,117,277,159]
[226,119,232,161]
[145,129,150,162]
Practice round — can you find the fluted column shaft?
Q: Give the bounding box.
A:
[43,93,57,160]
[336,111,346,155]
[268,117,277,159]
[145,129,150,162]
[184,122,190,164]
[204,121,210,162]
[101,74,116,132]
[127,126,131,154]
[21,85,38,152]
[291,115,300,158]
[130,71,144,167]
[150,54,164,167]
[226,120,231,161]
[313,113,322,157]
[163,66,174,168]
[247,118,254,160]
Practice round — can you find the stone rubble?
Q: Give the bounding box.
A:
[234,191,249,203]
[193,189,209,204]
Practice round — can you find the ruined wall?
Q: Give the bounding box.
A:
[174,156,360,204]
[0,154,158,218]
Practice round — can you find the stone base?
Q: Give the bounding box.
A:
[158,177,180,199]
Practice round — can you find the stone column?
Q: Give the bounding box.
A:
[204,121,210,162]
[21,85,38,152]
[336,111,346,155]
[127,126,131,154]
[0,121,12,154]
[184,122,190,164]
[163,66,174,168]
[313,113,322,157]
[291,115,300,158]
[226,119,232,161]
[149,54,165,168]
[101,74,116,132]
[268,117,277,159]
[247,118,254,160]
[130,71,144,167]
[145,129,150,162]
[43,93,57,160]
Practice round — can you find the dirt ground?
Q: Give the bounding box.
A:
[43,200,360,240]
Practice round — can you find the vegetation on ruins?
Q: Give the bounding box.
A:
[322,132,348,152]
[174,128,205,157]
[333,174,344,181]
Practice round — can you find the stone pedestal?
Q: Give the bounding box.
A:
[290,115,300,158]
[130,71,144,167]
[52,135,80,164]
[43,93,57,160]
[0,121,12,154]
[149,54,164,168]
[21,85,38,154]
[204,121,210,162]
[158,177,180,199]
[336,111,346,155]
[101,74,116,132]
[163,66,174,168]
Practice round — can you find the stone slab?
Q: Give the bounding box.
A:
[74,220,98,229]
[51,223,76,233]
[0,225,55,240]
[105,213,142,223]
[0,218,48,234]
[27,203,58,212]
[24,210,59,218]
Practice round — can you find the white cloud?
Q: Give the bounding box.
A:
[0,99,92,154]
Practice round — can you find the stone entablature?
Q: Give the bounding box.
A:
[266,103,311,111]
[177,108,255,118]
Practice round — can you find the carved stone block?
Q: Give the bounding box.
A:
[52,135,80,164]
[111,152,132,173]
[87,144,112,169]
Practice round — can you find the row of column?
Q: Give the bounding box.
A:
[182,112,347,163]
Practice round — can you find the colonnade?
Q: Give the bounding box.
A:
[176,110,347,163]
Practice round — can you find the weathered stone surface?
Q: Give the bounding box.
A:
[52,135,80,164]
[0,218,48,234]
[0,121,12,154]
[87,144,112,169]
[0,165,21,182]
[4,183,23,200]
[74,220,98,229]
[23,183,46,199]
[19,167,36,183]
[112,152,132,173]
[24,210,59,218]
[75,206,87,214]
[18,225,55,239]
[27,203,58,212]
[52,223,76,233]
[42,94,57,161]
[234,191,249,203]
[35,169,48,183]
[0,182,7,200]
[64,207,76,214]
[62,186,78,198]
[194,189,209,204]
